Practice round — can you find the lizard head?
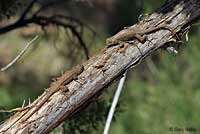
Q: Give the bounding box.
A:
[106,37,119,46]
[106,37,113,45]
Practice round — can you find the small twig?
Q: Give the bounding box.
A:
[10,15,90,59]
[0,106,30,113]
[0,7,93,59]
[69,26,89,59]
[103,71,127,134]
[0,35,39,72]
[19,0,38,21]
[21,99,26,108]
[33,0,66,16]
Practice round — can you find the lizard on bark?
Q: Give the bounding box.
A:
[106,23,174,47]
[22,65,84,122]
[0,65,84,121]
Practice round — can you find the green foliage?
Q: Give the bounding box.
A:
[108,0,143,34]
[0,87,13,107]
[63,101,108,134]
[56,99,122,134]
[143,0,166,12]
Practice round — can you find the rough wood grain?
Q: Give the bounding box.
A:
[1,0,200,133]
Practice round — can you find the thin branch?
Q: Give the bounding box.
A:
[0,15,91,59]
[19,0,38,21]
[69,26,89,59]
[0,0,95,59]
[0,35,39,72]
[0,106,30,113]
[33,0,65,16]
[31,15,90,59]
[103,71,127,134]
[49,14,96,35]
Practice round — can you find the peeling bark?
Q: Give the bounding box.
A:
[0,0,200,133]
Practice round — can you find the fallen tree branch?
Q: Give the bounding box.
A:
[0,0,200,133]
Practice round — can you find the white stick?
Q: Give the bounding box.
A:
[0,35,39,72]
[103,71,127,134]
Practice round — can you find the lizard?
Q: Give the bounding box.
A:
[0,65,84,122]
[22,64,84,122]
[106,23,174,48]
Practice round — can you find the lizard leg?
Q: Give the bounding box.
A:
[133,34,154,47]
[134,34,157,47]
[133,34,146,44]
[72,74,83,85]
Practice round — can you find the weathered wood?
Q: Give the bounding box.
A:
[1,0,200,133]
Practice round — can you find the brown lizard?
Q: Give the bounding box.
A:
[0,65,84,122]
[22,64,84,122]
[106,23,174,47]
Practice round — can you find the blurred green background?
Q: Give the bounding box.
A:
[0,0,199,133]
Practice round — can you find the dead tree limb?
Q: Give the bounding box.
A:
[0,0,200,133]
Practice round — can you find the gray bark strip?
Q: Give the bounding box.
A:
[1,0,200,133]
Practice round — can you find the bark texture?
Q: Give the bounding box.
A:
[1,0,200,133]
